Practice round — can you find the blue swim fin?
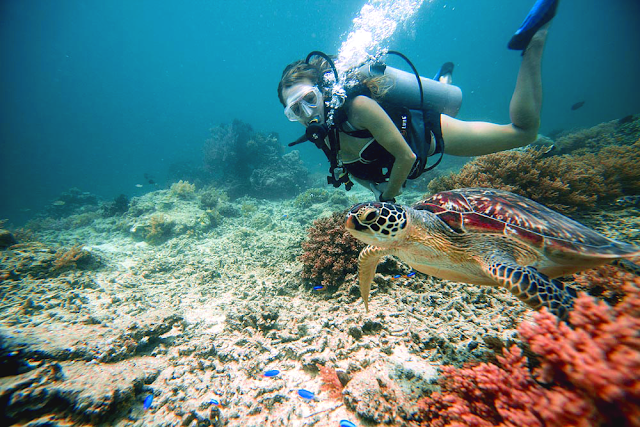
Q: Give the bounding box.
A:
[508,0,559,51]
[434,62,454,83]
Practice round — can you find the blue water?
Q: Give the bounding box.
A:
[1,0,639,224]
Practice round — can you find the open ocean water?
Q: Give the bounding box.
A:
[1,0,639,222]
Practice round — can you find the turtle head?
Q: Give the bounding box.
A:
[345,202,408,246]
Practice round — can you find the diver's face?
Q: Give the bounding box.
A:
[282,81,325,127]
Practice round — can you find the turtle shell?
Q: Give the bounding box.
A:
[414,188,638,258]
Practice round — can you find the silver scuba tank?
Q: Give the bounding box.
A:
[356,62,462,117]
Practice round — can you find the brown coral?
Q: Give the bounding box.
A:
[52,244,90,271]
[426,149,609,214]
[427,132,640,215]
[299,211,365,286]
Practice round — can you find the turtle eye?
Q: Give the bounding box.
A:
[358,208,378,224]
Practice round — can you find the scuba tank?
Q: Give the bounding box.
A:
[288,50,463,190]
[355,61,462,117]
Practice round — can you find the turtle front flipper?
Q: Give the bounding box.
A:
[357,245,393,312]
[481,255,578,320]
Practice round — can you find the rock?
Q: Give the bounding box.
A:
[343,351,439,424]
[0,357,161,425]
[0,229,17,248]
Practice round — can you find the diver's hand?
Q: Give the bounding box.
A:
[370,182,400,203]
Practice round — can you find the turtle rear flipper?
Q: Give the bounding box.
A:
[482,255,578,321]
[612,259,640,275]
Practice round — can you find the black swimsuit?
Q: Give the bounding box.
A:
[339,119,441,184]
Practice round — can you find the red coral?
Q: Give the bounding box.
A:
[317,364,344,400]
[299,211,365,286]
[418,277,640,427]
[418,346,597,427]
[519,279,640,426]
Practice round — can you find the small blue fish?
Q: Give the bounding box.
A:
[340,421,357,427]
[209,398,221,407]
[143,394,153,410]
[297,389,315,400]
[405,271,416,278]
[313,285,326,291]
[282,214,288,219]
[392,274,402,279]
[264,369,280,377]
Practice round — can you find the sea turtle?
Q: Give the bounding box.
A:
[345,188,640,319]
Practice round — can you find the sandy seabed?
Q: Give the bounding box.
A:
[1,186,639,427]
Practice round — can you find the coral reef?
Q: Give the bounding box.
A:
[143,214,175,245]
[203,120,309,198]
[299,211,365,286]
[170,180,196,200]
[294,188,330,209]
[46,188,99,218]
[418,275,640,427]
[554,114,640,155]
[52,244,91,271]
[427,140,640,214]
[102,194,130,217]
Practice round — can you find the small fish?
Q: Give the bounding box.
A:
[570,101,585,111]
[143,394,153,410]
[297,389,315,400]
[340,421,357,427]
[52,200,66,206]
[405,271,416,278]
[281,214,288,219]
[143,173,157,185]
[313,285,326,291]
[540,144,556,158]
[135,184,143,188]
[209,398,222,407]
[264,369,280,377]
[392,274,402,280]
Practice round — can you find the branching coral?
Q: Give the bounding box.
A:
[427,149,608,213]
[170,180,196,199]
[426,142,640,214]
[52,244,90,271]
[418,275,640,427]
[519,280,640,426]
[299,211,365,286]
[418,345,598,427]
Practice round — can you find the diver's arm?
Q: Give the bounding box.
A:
[440,114,538,156]
[348,96,416,200]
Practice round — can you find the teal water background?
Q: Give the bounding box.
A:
[1,0,639,223]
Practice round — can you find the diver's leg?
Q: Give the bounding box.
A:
[509,24,548,134]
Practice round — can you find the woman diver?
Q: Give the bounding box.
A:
[277,0,558,202]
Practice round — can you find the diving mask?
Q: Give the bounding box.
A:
[284,86,323,122]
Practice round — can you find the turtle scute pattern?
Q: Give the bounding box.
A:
[415,188,632,255]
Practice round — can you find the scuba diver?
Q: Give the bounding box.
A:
[277,0,558,202]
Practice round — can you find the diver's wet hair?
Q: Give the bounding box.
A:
[277,57,332,106]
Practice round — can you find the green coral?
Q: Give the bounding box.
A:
[294,188,330,209]
[170,180,196,200]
